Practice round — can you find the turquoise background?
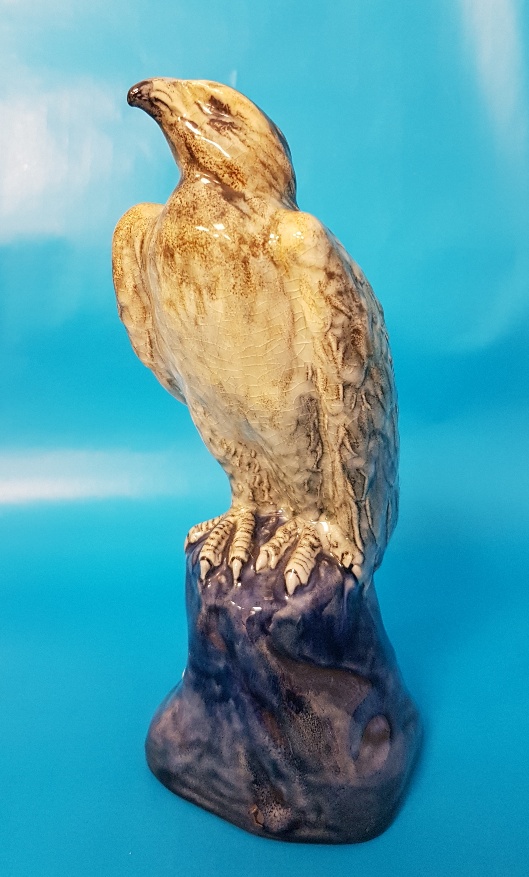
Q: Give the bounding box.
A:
[1,1,529,874]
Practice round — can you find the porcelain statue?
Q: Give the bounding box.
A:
[112,78,421,843]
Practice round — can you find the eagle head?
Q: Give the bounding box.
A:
[127,78,297,204]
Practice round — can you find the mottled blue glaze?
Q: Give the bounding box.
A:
[146,516,421,843]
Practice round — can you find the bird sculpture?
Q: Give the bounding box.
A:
[112,78,399,596]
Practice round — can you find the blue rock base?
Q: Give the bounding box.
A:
[145,515,421,843]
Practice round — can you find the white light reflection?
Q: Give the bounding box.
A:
[0,74,123,242]
[0,448,190,505]
[460,0,528,165]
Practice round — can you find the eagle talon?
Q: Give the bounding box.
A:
[230,558,243,582]
[255,549,271,573]
[255,518,301,574]
[256,517,363,594]
[191,508,255,583]
[285,569,302,596]
[199,558,212,581]
[185,513,225,550]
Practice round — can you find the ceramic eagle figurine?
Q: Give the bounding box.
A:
[112,78,399,595]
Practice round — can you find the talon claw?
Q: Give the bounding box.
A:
[285,569,301,595]
[200,558,211,580]
[255,550,268,573]
[268,553,279,570]
[230,558,242,581]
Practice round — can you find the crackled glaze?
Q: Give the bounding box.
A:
[112,78,420,845]
[112,78,398,595]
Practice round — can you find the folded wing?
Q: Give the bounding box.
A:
[275,210,399,573]
[112,202,186,403]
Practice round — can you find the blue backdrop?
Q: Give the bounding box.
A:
[1,1,528,875]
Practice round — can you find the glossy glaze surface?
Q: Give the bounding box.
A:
[113,78,398,595]
[114,79,418,842]
[147,516,421,843]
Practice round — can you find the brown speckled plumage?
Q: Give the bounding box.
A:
[112,78,398,593]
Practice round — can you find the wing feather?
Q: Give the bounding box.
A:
[275,210,399,571]
[112,202,186,403]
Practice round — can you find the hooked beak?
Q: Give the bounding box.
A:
[127,79,163,122]
[127,79,152,107]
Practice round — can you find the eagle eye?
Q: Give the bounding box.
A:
[194,96,238,135]
[207,96,232,116]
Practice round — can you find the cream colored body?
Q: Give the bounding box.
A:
[112,79,398,592]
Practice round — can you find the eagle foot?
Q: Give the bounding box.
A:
[257,518,364,595]
[187,512,364,593]
[186,509,255,583]
[184,514,225,551]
